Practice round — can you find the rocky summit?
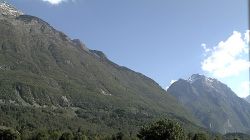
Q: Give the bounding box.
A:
[167,74,250,134]
[0,1,23,17]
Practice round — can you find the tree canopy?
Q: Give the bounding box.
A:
[137,119,185,140]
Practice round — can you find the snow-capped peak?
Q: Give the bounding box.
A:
[187,74,215,84]
[205,77,214,83]
[187,74,204,83]
[0,1,23,17]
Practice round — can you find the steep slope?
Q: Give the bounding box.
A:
[0,2,198,134]
[167,74,250,134]
[223,133,250,140]
[245,95,250,103]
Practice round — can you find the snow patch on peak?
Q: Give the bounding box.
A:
[187,74,204,83]
[188,74,215,84]
[205,77,215,83]
[187,74,219,90]
[0,1,23,17]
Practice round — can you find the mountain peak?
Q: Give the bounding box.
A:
[187,74,204,82]
[72,39,89,52]
[0,1,23,17]
[187,74,215,84]
[168,74,250,133]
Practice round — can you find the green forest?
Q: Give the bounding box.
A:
[1,118,249,140]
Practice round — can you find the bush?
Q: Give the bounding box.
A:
[0,128,20,140]
[59,132,74,140]
[192,133,208,140]
[137,119,185,140]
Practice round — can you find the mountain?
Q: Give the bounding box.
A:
[0,1,200,135]
[0,1,23,17]
[167,74,250,134]
[245,95,250,103]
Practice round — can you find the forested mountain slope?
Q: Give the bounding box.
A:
[0,1,199,135]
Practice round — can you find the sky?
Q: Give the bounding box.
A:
[8,0,249,97]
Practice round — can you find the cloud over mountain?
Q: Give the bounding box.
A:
[201,30,249,97]
[42,0,70,5]
[201,31,249,78]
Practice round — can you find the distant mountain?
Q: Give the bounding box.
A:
[245,95,250,103]
[167,74,250,134]
[0,1,200,135]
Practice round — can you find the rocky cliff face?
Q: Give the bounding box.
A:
[245,95,250,103]
[0,1,23,17]
[167,74,250,134]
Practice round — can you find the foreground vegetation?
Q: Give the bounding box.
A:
[1,119,248,140]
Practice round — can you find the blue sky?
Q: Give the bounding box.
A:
[8,0,249,97]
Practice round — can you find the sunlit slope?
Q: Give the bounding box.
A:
[0,10,199,133]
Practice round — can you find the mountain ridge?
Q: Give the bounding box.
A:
[167,74,250,134]
[0,2,202,135]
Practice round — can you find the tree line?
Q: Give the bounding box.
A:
[0,119,244,140]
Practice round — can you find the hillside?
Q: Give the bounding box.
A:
[223,133,250,140]
[0,1,200,136]
[167,74,250,134]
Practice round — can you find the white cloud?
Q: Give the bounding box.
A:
[201,30,250,97]
[238,81,250,98]
[201,30,250,78]
[201,43,206,47]
[201,43,211,53]
[244,30,249,44]
[170,80,177,84]
[166,80,177,90]
[165,86,169,90]
[42,0,69,5]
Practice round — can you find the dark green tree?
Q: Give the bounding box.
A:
[60,132,74,140]
[20,129,31,140]
[187,132,195,140]
[74,127,88,140]
[74,132,88,140]
[192,133,208,140]
[112,132,124,140]
[48,130,61,140]
[0,129,20,140]
[36,131,49,140]
[137,119,185,140]
[213,135,222,140]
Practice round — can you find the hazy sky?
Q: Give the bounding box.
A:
[9,0,249,97]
